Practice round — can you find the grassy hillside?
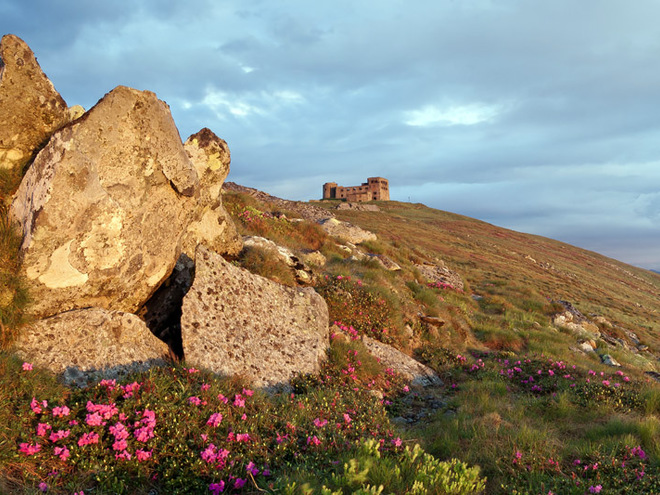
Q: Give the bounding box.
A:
[2,186,659,494]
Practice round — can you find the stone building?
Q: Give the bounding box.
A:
[322,177,390,202]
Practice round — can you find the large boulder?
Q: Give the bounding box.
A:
[181,128,242,257]
[10,85,199,318]
[181,245,329,389]
[14,307,169,387]
[318,217,377,244]
[361,336,443,387]
[0,34,70,172]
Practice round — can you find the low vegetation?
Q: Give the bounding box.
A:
[2,189,660,493]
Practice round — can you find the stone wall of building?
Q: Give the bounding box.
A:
[322,177,389,202]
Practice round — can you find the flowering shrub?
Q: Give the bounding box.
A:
[502,444,656,494]
[317,275,397,343]
[225,193,327,251]
[9,351,455,494]
[276,438,486,494]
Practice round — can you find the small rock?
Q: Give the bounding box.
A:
[601,354,621,367]
[420,315,446,327]
[361,336,442,387]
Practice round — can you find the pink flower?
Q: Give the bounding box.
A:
[187,367,199,373]
[242,388,254,397]
[109,423,129,441]
[22,362,33,371]
[38,482,48,492]
[201,383,211,391]
[188,396,203,406]
[30,398,48,414]
[307,435,321,446]
[98,379,116,390]
[113,439,128,451]
[234,478,246,489]
[207,413,223,427]
[85,412,106,426]
[233,395,245,407]
[77,432,100,447]
[136,449,152,462]
[209,481,225,494]
[201,444,218,463]
[53,445,70,461]
[236,433,250,442]
[134,426,154,443]
[602,380,610,387]
[48,430,70,442]
[120,381,141,399]
[217,394,229,404]
[343,413,352,424]
[36,423,52,437]
[589,485,602,494]
[313,418,328,428]
[52,406,70,417]
[19,443,41,456]
[392,437,402,447]
[115,450,132,461]
[246,461,260,475]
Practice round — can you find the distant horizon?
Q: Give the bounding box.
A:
[227,179,660,273]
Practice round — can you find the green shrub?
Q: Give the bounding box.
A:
[279,439,486,494]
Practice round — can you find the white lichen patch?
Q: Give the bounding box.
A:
[36,240,88,288]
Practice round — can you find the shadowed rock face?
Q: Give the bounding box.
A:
[0,34,70,172]
[181,245,329,389]
[14,307,170,387]
[10,85,199,318]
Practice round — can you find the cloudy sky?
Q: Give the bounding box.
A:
[3,0,660,269]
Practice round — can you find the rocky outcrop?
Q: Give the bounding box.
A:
[14,308,169,387]
[361,336,442,387]
[242,235,314,284]
[180,128,242,258]
[552,301,601,339]
[10,85,199,318]
[336,202,380,212]
[224,181,332,222]
[181,245,329,389]
[415,261,464,291]
[319,217,377,244]
[0,34,70,172]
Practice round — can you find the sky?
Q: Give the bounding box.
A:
[2,0,660,270]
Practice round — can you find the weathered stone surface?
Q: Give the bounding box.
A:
[369,253,401,271]
[181,245,329,389]
[362,336,442,387]
[415,261,464,291]
[420,315,446,327]
[10,85,199,318]
[14,308,169,386]
[0,34,70,171]
[300,250,327,267]
[551,301,602,340]
[319,217,377,244]
[601,354,622,367]
[336,202,380,212]
[181,128,242,257]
